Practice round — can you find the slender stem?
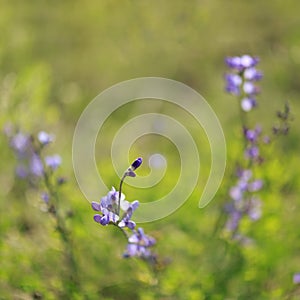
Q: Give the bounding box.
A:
[118,172,127,215]
[43,171,79,295]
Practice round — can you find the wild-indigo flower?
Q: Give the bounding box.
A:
[225,55,259,70]
[7,129,65,190]
[92,158,156,261]
[10,132,30,157]
[244,126,261,142]
[293,273,300,284]
[92,187,139,229]
[118,200,139,229]
[225,54,262,112]
[225,168,263,235]
[38,131,54,146]
[16,164,28,178]
[246,197,262,220]
[243,126,264,162]
[124,227,156,259]
[224,74,242,96]
[45,154,62,170]
[30,154,44,177]
[41,192,50,203]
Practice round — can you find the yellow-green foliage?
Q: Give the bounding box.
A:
[1,1,300,299]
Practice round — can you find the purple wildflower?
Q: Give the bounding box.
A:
[243,126,264,162]
[41,192,50,203]
[241,97,256,112]
[246,197,262,220]
[293,273,300,284]
[225,54,262,112]
[30,154,44,177]
[91,187,138,229]
[225,55,259,71]
[38,131,54,146]
[118,200,139,229]
[245,146,260,159]
[10,132,30,156]
[16,164,28,178]
[244,67,263,81]
[124,228,156,259]
[244,126,261,142]
[225,168,263,235]
[224,74,242,95]
[225,209,242,232]
[45,154,61,170]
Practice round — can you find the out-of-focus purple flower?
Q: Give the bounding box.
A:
[293,273,300,284]
[225,209,242,232]
[225,55,259,71]
[229,186,244,201]
[225,56,242,69]
[45,154,61,170]
[243,126,263,162]
[10,132,30,155]
[224,55,262,111]
[241,97,256,112]
[38,131,55,146]
[248,180,263,192]
[240,55,259,69]
[30,154,44,177]
[246,197,262,220]
[124,227,156,258]
[224,74,242,95]
[244,68,263,81]
[243,82,259,95]
[244,126,261,142]
[245,146,260,159]
[16,164,28,178]
[237,169,252,181]
[41,192,50,203]
[225,168,263,234]
[263,135,271,144]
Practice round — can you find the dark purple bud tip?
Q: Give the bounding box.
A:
[131,157,142,170]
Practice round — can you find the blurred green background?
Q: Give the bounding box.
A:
[1,1,300,299]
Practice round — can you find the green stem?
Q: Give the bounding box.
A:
[43,171,79,295]
[118,173,127,215]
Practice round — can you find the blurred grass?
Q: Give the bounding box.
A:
[1,0,300,299]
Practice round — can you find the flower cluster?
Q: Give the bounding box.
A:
[92,187,138,228]
[7,128,63,204]
[223,55,267,241]
[124,228,156,258]
[91,158,156,260]
[225,169,263,235]
[225,54,263,111]
[243,125,266,163]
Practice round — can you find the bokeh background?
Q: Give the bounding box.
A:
[1,1,300,299]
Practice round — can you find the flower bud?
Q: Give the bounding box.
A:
[131,157,142,170]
